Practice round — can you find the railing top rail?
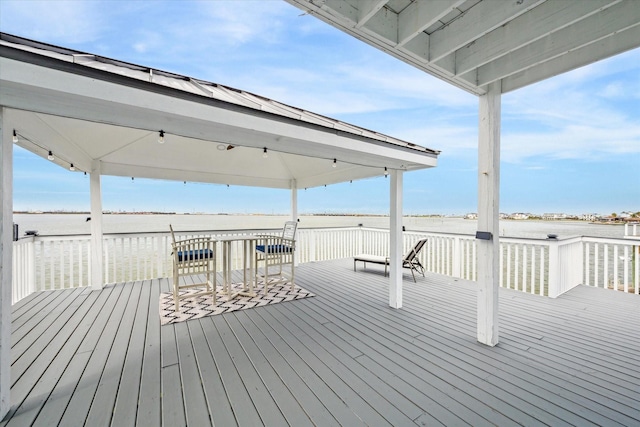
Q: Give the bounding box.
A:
[582,236,640,245]
[15,225,637,247]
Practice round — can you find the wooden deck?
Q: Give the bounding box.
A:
[3,258,639,426]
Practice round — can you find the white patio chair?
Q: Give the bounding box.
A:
[169,225,217,312]
[255,221,297,294]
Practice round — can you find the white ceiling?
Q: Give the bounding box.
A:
[285,0,640,95]
[0,33,438,190]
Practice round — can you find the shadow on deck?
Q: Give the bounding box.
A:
[3,258,640,426]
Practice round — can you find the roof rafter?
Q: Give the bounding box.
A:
[355,0,387,28]
[441,0,618,76]
[286,0,640,95]
[397,0,465,47]
[502,23,640,93]
[469,0,640,87]
[428,0,545,62]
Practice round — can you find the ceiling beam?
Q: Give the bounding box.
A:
[355,0,387,28]
[397,0,465,47]
[471,0,640,87]
[318,0,359,25]
[428,0,545,62]
[441,0,617,76]
[501,23,640,93]
[358,3,398,44]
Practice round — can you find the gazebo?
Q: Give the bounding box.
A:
[0,32,439,418]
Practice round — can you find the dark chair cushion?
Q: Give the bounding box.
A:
[177,249,214,262]
[256,244,293,254]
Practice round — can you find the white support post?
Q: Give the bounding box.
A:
[389,170,403,308]
[0,109,13,420]
[290,179,299,266]
[90,162,104,290]
[290,179,298,223]
[477,81,501,347]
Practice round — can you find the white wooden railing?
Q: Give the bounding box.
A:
[625,222,639,238]
[11,227,640,304]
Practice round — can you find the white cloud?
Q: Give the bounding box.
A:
[500,48,640,163]
[395,125,478,157]
[501,124,640,163]
[0,0,106,44]
[192,0,292,46]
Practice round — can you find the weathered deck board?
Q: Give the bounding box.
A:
[136,276,162,426]
[111,279,152,427]
[2,258,639,426]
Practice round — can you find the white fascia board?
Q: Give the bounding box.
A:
[1,57,437,182]
[100,162,293,189]
[320,0,359,25]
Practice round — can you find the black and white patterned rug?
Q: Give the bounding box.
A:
[159,282,314,325]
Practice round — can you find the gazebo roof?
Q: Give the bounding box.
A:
[0,33,438,189]
[285,0,640,95]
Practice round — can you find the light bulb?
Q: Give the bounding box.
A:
[12,130,18,143]
[263,147,268,158]
[47,151,54,161]
[384,167,389,177]
[69,163,75,171]
[158,130,165,144]
[332,159,337,168]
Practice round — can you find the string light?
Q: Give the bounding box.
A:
[69,163,75,171]
[12,130,18,143]
[332,158,337,168]
[158,130,165,144]
[263,147,268,158]
[384,167,389,177]
[47,151,54,161]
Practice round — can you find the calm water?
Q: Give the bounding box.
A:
[13,213,627,240]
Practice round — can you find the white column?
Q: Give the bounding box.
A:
[0,109,13,419]
[290,179,298,223]
[290,179,299,266]
[389,170,403,308]
[90,162,104,290]
[477,81,501,346]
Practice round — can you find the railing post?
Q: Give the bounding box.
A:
[549,237,584,298]
[309,231,316,263]
[27,237,35,295]
[452,236,462,278]
[547,239,560,298]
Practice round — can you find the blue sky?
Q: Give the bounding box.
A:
[2,0,639,216]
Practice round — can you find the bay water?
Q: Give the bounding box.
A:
[13,213,627,240]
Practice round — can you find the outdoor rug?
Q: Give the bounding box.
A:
[159,282,314,325]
